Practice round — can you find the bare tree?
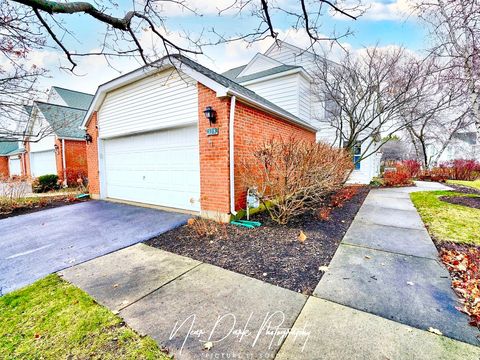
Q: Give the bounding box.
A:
[402,83,472,168]
[416,0,480,149]
[312,46,439,163]
[0,1,46,139]
[1,0,364,140]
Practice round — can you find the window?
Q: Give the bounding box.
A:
[353,143,361,170]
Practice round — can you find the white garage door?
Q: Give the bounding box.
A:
[30,150,56,177]
[103,125,200,212]
[9,157,21,176]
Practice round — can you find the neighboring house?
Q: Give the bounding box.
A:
[0,141,24,178]
[82,54,317,221]
[222,40,382,184]
[0,105,32,178]
[25,87,93,183]
[426,130,479,165]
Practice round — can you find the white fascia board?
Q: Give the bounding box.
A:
[225,88,317,133]
[238,68,312,86]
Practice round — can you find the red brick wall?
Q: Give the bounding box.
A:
[86,112,100,196]
[233,100,316,210]
[0,156,9,178]
[23,142,31,177]
[197,83,316,215]
[65,140,87,184]
[198,84,231,214]
[55,138,88,185]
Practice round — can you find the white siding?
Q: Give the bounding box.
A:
[29,109,55,153]
[8,156,21,176]
[239,54,282,77]
[298,76,312,123]
[30,134,55,153]
[98,69,198,139]
[265,43,317,75]
[243,74,301,119]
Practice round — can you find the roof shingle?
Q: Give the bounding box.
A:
[52,87,94,110]
[36,102,86,139]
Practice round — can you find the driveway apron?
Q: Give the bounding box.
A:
[0,200,189,294]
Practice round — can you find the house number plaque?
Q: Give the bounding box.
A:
[206,127,219,136]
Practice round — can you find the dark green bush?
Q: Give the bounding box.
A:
[34,174,59,193]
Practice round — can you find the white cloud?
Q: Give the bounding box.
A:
[361,0,414,21]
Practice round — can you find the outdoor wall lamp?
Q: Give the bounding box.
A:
[85,133,93,143]
[203,106,216,125]
[54,144,59,154]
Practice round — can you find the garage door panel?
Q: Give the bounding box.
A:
[9,158,21,176]
[30,150,56,177]
[103,125,200,212]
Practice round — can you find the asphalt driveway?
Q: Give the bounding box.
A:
[0,200,189,295]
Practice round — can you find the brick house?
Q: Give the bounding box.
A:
[24,87,94,185]
[82,54,316,220]
[0,141,24,178]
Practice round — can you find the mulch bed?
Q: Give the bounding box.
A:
[447,184,480,195]
[439,195,480,209]
[146,186,369,295]
[0,197,88,220]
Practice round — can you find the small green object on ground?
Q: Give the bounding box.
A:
[230,220,256,229]
[0,274,169,359]
[76,193,90,199]
[236,220,262,227]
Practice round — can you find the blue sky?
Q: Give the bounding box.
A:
[31,0,427,96]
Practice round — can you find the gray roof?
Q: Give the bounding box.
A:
[171,55,314,130]
[0,141,19,156]
[453,132,477,145]
[52,87,94,110]
[222,65,247,80]
[36,102,86,139]
[233,64,301,83]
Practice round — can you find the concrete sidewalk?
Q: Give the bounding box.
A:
[313,182,480,346]
[58,181,479,358]
[60,241,479,358]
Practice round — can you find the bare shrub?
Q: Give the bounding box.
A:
[241,138,353,224]
[187,216,228,238]
[0,176,28,200]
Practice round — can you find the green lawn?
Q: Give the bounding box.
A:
[0,275,170,359]
[411,191,480,245]
[447,179,480,191]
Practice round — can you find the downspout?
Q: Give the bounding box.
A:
[61,139,67,186]
[229,95,237,216]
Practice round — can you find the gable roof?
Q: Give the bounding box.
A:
[237,53,283,77]
[35,102,86,139]
[83,54,317,132]
[227,64,302,83]
[52,87,94,110]
[222,65,247,80]
[0,141,19,156]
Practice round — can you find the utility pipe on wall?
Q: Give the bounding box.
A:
[229,95,237,216]
[62,139,67,186]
